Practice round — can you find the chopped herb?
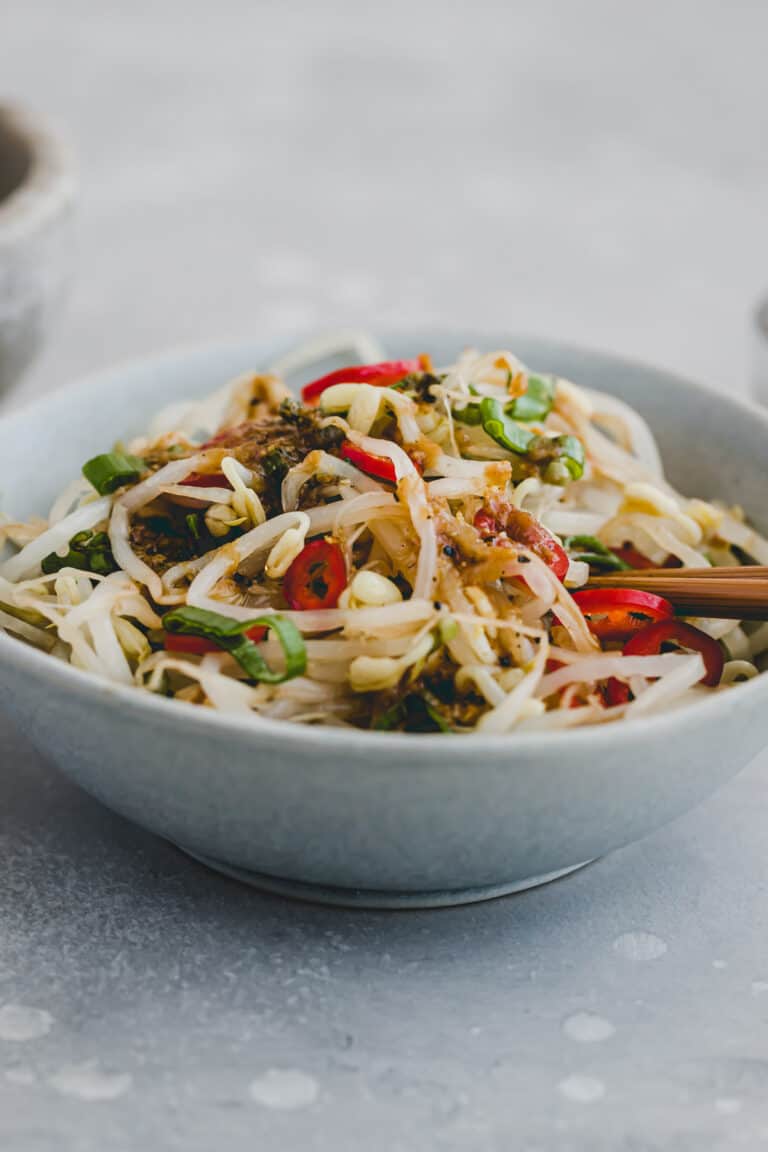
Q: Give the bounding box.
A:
[162,606,306,683]
[392,371,443,402]
[185,513,202,542]
[262,447,290,481]
[375,693,452,733]
[278,398,301,422]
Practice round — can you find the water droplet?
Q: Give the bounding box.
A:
[715,1097,743,1115]
[562,1012,616,1043]
[0,1004,53,1041]
[558,1075,606,1103]
[751,981,768,995]
[49,1061,132,1101]
[612,931,668,961]
[248,1069,319,1110]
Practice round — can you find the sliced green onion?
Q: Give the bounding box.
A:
[162,606,306,683]
[479,397,534,455]
[563,535,630,572]
[555,434,585,480]
[543,461,571,486]
[451,401,483,425]
[41,549,89,575]
[83,452,147,495]
[89,550,115,575]
[41,529,118,576]
[506,375,554,422]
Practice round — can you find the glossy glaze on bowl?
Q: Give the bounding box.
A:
[1,334,766,907]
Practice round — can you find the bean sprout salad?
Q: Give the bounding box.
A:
[1,332,766,733]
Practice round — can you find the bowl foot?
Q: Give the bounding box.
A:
[174,847,595,909]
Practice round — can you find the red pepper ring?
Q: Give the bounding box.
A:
[340,441,397,484]
[283,539,348,611]
[571,588,674,642]
[623,619,724,687]
[164,624,267,656]
[301,355,431,404]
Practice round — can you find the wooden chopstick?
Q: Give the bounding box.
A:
[585,566,768,620]
[598,565,768,581]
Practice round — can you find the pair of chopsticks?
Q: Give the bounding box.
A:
[586,566,768,620]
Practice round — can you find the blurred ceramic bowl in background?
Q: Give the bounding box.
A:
[0,102,75,394]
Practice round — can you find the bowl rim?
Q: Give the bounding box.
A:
[1,332,767,757]
[0,102,75,243]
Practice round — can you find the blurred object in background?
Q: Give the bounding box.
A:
[0,103,75,395]
[2,1,767,407]
[752,294,768,407]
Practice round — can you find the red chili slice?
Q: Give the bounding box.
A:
[474,507,569,582]
[614,543,682,570]
[601,676,632,706]
[169,470,233,508]
[340,441,397,484]
[164,624,267,655]
[283,539,348,610]
[181,471,231,489]
[613,543,656,569]
[301,355,431,404]
[571,588,674,642]
[623,619,724,687]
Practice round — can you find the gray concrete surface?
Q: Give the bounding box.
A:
[2,1,768,1148]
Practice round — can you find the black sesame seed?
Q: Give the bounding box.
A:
[442,544,457,558]
[499,654,512,668]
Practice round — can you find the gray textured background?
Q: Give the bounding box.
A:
[2,1,768,1149]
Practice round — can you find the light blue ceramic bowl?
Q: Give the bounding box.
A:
[1,334,767,907]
